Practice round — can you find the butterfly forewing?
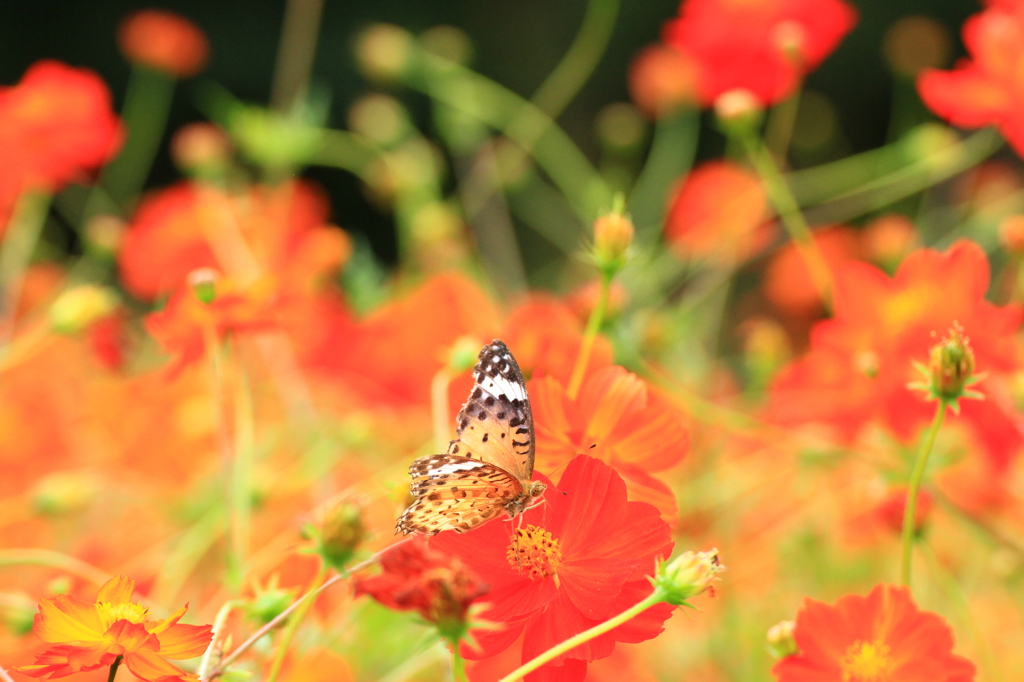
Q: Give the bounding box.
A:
[447,340,535,482]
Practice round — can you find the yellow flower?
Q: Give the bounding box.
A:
[17,576,212,681]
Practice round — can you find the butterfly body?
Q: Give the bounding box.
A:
[397,340,546,536]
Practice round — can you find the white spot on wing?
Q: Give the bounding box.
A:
[431,461,489,475]
[479,374,527,402]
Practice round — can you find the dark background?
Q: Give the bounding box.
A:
[0,0,982,264]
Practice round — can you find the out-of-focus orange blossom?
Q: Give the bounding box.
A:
[117,10,209,78]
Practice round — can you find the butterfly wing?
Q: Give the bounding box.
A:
[447,340,535,483]
[396,454,525,535]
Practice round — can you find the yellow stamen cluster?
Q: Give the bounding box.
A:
[96,601,149,631]
[840,640,895,681]
[507,525,563,579]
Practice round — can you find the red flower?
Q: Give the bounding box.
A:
[768,240,1024,471]
[773,584,976,682]
[118,10,209,78]
[0,60,122,198]
[530,367,688,521]
[665,161,771,263]
[918,3,1024,158]
[431,456,675,681]
[355,536,489,640]
[662,0,858,106]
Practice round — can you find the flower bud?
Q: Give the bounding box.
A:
[714,89,764,135]
[246,575,297,626]
[766,619,797,658]
[0,591,37,636]
[49,285,119,335]
[927,323,976,402]
[171,122,232,176]
[187,268,219,304]
[118,10,209,78]
[592,210,635,276]
[355,24,415,84]
[652,548,723,606]
[303,498,367,572]
[31,471,99,516]
[447,336,483,374]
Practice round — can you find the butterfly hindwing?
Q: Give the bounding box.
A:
[448,340,535,482]
[397,454,523,535]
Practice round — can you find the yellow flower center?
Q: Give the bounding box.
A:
[96,601,149,631]
[507,525,562,579]
[840,640,896,681]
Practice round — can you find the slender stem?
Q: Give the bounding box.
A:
[567,271,612,399]
[0,191,51,347]
[100,66,176,211]
[205,537,414,680]
[900,400,947,587]
[451,645,468,682]
[196,600,245,680]
[265,563,328,682]
[499,589,664,681]
[737,129,834,309]
[0,548,111,586]
[628,108,699,241]
[270,0,325,113]
[107,656,123,682]
[431,368,453,453]
[229,350,255,589]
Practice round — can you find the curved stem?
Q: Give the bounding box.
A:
[900,400,946,587]
[499,588,664,681]
[265,563,328,682]
[567,270,612,399]
[229,350,255,590]
[0,191,51,347]
[107,656,123,682]
[205,536,414,680]
[628,108,699,241]
[0,548,111,586]
[737,129,834,310]
[196,600,245,680]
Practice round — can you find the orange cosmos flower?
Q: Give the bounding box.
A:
[769,240,1024,471]
[118,10,209,78]
[918,2,1024,158]
[772,584,975,682]
[628,44,700,118]
[530,366,689,521]
[764,225,862,317]
[662,0,858,106]
[17,575,212,681]
[0,60,122,201]
[665,161,771,263]
[119,181,348,301]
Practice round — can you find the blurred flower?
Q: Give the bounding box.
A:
[355,536,488,643]
[531,367,688,522]
[279,647,355,682]
[431,456,675,680]
[302,497,367,571]
[772,584,976,681]
[918,3,1024,157]
[998,214,1024,256]
[665,161,771,263]
[0,60,122,211]
[764,225,861,316]
[769,240,1024,471]
[592,210,635,275]
[882,16,952,79]
[355,24,415,84]
[48,285,119,335]
[171,122,232,175]
[118,10,209,78]
[628,44,699,118]
[662,0,858,106]
[862,214,916,271]
[17,575,212,681]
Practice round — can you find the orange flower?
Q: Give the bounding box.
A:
[918,2,1024,158]
[665,161,771,263]
[768,240,1024,471]
[17,576,212,681]
[530,366,689,521]
[119,181,348,301]
[663,0,858,106]
[772,584,975,682]
[628,44,700,118]
[0,60,122,197]
[764,225,861,316]
[118,10,209,78]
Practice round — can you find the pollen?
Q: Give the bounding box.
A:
[506,525,563,579]
[840,640,895,681]
[96,601,149,630]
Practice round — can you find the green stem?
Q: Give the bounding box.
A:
[0,548,111,586]
[451,645,468,682]
[206,536,414,680]
[499,589,665,682]
[270,0,325,113]
[567,270,612,399]
[628,107,699,242]
[737,129,834,309]
[107,656,122,682]
[101,66,176,211]
[900,400,946,587]
[265,563,328,682]
[0,191,52,347]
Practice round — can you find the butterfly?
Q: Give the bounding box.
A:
[396,340,547,536]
